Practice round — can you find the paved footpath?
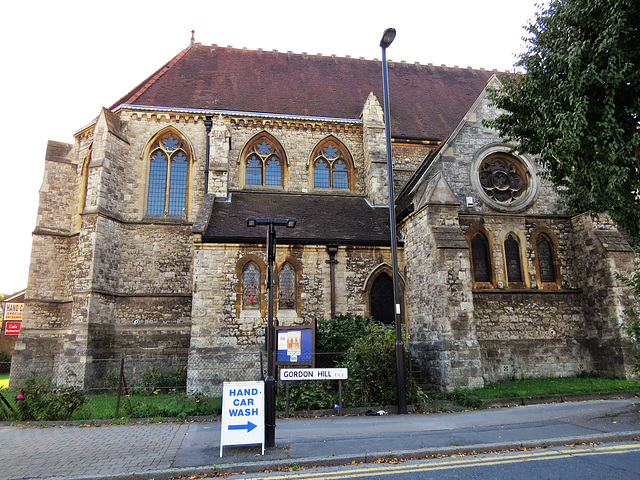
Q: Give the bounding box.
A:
[1,398,639,480]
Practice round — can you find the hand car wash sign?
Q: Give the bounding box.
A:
[220,381,265,456]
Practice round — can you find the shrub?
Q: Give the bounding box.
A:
[281,315,423,410]
[140,366,187,393]
[15,375,86,421]
[341,322,423,408]
[616,260,640,374]
[276,381,336,411]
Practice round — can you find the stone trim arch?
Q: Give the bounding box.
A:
[465,224,495,289]
[498,229,530,288]
[363,264,406,325]
[308,135,357,191]
[275,255,303,317]
[235,254,267,317]
[530,226,562,289]
[143,126,195,218]
[470,143,538,213]
[239,131,288,188]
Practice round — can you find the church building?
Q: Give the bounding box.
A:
[11,35,637,393]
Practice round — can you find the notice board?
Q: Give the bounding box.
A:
[275,324,314,365]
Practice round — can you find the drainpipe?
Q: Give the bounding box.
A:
[204,116,213,194]
[326,244,339,319]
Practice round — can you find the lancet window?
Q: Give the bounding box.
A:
[146,131,190,216]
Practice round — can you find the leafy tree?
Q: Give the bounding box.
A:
[487,0,640,243]
[487,0,640,367]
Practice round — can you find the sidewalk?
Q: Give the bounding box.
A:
[1,397,638,480]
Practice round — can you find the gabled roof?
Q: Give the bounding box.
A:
[111,44,497,140]
[202,192,390,245]
[396,75,502,214]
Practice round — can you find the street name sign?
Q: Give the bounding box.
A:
[220,381,265,457]
[280,368,348,381]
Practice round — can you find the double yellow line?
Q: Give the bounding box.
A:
[237,443,640,479]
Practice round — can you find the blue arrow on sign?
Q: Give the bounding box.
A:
[228,421,257,433]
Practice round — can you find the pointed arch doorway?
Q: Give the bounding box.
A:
[370,273,394,325]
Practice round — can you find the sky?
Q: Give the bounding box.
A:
[0,0,545,295]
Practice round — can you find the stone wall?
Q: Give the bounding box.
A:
[569,212,637,378]
[226,118,365,194]
[402,202,484,391]
[474,290,587,381]
[188,241,397,394]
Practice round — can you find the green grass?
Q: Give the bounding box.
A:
[0,384,222,421]
[468,376,640,400]
[74,393,222,420]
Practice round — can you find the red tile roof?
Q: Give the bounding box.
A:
[111,44,496,140]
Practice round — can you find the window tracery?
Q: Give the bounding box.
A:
[244,135,284,187]
[146,131,189,216]
[479,154,528,205]
[312,139,353,190]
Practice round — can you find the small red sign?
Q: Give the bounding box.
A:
[5,321,21,335]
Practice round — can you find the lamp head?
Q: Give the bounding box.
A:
[246,216,257,227]
[286,218,297,228]
[380,28,396,49]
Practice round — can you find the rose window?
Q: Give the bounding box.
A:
[478,155,528,204]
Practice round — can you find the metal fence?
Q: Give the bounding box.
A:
[1,352,359,395]
[2,348,423,402]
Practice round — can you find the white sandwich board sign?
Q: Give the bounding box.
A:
[220,381,265,457]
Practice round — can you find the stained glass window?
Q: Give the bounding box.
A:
[243,263,260,309]
[146,132,189,216]
[471,232,491,284]
[312,140,351,190]
[505,234,523,283]
[536,234,556,283]
[278,263,296,310]
[244,137,283,186]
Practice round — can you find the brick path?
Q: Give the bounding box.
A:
[1,422,190,479]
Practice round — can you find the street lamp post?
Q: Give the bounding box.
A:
[380,27,408,415]
[247,216,297,447]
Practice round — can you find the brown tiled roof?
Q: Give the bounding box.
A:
[111,44,496,140]
[203,192,390,245]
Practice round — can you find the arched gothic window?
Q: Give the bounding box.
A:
[278,263,296,310]
[471,232,492,285]
[146,131,190,216]
[312,139,353,190]
[242,262,260,310]
[504,234,523,284]
[244,135,284,187]
[535,232,559,287]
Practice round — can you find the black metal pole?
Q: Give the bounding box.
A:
[204,116,213,194]
[265,223,276,447]
[381,28,408,415]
